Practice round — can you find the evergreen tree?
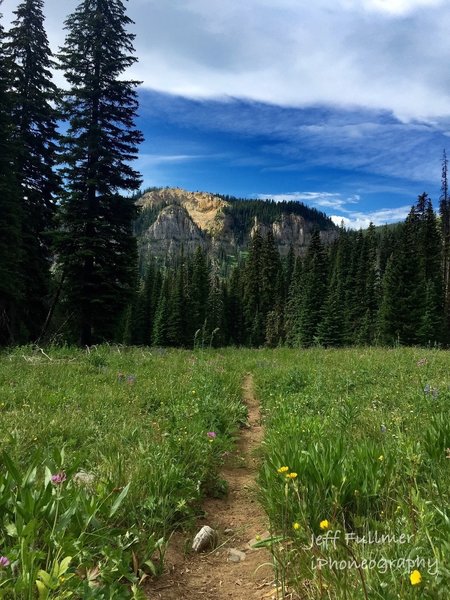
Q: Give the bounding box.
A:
[299,231,328,346]
[152,274,170,346]
[243,228,264,346]
[167,264,187,347]
[285,257,303,346]
[205,271,225,347]
[0,6,23,345]
[188,247,209,344]
[7,0,59,339]
[58,0,143,344]
[439,151,450,344]
[226,266,245,346]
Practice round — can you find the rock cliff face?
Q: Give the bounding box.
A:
[136,187,337,260]
[140,204,206,257]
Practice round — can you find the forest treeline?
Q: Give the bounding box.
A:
[124,188,450,348]
[1,1,450,349]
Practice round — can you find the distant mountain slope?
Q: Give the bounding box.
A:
[134,187,338,263]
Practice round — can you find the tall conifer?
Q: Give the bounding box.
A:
[58,0,143,344]
[7,0,59,339]
[0,6,22,344]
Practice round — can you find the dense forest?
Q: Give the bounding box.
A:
[125,188,450,348]
[1,0,450,349]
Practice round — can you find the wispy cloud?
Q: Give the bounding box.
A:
[256,191,360,211]
[136,153,208,167]
[257,190,411,229]
[331,205,411,229]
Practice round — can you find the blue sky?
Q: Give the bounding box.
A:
[3,0,450,227]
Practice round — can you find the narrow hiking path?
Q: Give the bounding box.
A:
[145,374,276,600]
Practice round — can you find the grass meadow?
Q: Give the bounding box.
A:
[0,346,449,598]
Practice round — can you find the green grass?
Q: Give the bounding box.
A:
[253,347,450,599]
[0,346,449,599]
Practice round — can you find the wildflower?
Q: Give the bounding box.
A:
[417,358,427,367]
[293,522,300,530]
[410,570,422,585]
[51,472,67,485]
[423,384,431,394]
[277,466,289,474]
[207,431,217,439]
[380,424,387,433]
[191,390,196,395]
[378,455,384,461]
[286,472,298,479]
[0,556,10,568]
[320,520,330,530]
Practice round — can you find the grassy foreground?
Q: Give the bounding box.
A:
[0,346,449,599]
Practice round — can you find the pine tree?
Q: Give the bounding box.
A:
[152,274,170,346]
[285,257,303,346]
[439,151,450,344]
[188,247,209,344]
[243,228,264,346]
[0,6,23,345]
[226,266,245,345]
[6,0,59,339]
[205,271,225,347]
[299,231,328,346]
[58,0,143,344]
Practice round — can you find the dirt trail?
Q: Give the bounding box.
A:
[145,374,275,600]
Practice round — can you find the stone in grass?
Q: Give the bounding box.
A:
[228,548,246,563]
[192,526,217,552]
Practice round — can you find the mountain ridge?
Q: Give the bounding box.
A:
[134,187,338,265]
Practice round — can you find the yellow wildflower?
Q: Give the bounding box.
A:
[277,466,289,473]
[293,522,300,530]
[320,520,330,530]
[378,455,384,461]
[255,534,261,541]
[410,570,422,586]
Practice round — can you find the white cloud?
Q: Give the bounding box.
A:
[331,205,410,229]
[257,191,360,211]
[356,0,444,16]
[2,0,450,120]
[257,191,411,228]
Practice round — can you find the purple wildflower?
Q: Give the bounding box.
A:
[0,556,10,568]
[51,471,67,485]
[207,432,217,439]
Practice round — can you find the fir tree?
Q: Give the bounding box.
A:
[205,271,225,347]
[299,231,328,346]
[0,6,23,344]
[243,228,264,346]
[152,274,170,347]
[7,0,59,339]
[58,0,143,344]
[188,247,209,344]
[285,257,303,346]
[439,150,450,344]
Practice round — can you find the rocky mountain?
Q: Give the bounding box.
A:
[134,187,338,264]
